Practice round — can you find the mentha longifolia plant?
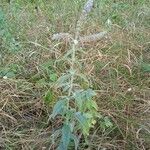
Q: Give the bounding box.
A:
[49,0,110,149]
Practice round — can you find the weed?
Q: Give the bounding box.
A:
[49,0,111,149]
[0,8,20,52]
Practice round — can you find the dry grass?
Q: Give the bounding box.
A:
[0,0,150,149]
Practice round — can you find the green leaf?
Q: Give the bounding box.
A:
[75,112,89,135]
[57,141,65,150]
[104,117,113,128]
[5,71,16,78]
[56,73,71,87]
[73,89,97,111]
[85,89,96,100]
[86,100,98,111]
[50,73,57,82]
[44,90,54,104]
[71,134,79,150]
[73,90,84,110]
[84,113,93,119]
[90,100,98,110]
[62,124,71,150]
[56,82,70,92]
[51,99,66,119]
[141,63,150,72]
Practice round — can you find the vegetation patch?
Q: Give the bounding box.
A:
[0,0,149,149]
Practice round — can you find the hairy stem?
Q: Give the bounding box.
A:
[68,40,77,97]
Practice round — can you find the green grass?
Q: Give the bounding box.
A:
[0,0,150,149]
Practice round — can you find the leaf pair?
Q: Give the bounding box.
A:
[73,89,96,111]
[50,99,67,119]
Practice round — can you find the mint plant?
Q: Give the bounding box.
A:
[50,1,108,149]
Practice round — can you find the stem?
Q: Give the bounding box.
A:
[67,0,94,108]
[68,40,76,97]
[66,39,77,122]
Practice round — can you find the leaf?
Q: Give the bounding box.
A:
[73,90,84,110]
[56,74,71,87]
[86,100,98,111]
[141,63,150,72]
[62,124,71,150]
[0,67,7,74]
[84,113,93,119]
[5,71,15,78]
[62,83,70,92]
[56,82,70,91]
[84,113,97,127]
[57,141,65,150]
[71,134,79,150]
[50,99,66,119]
[73,89,97,111]
[50,73,57,82]
[104,117,113,128]
[85,89,96,100]
[75,112,89,135]
[90,100,98,110]
[44,90,54,104]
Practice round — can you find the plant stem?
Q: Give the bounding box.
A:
[68,40,77,97]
